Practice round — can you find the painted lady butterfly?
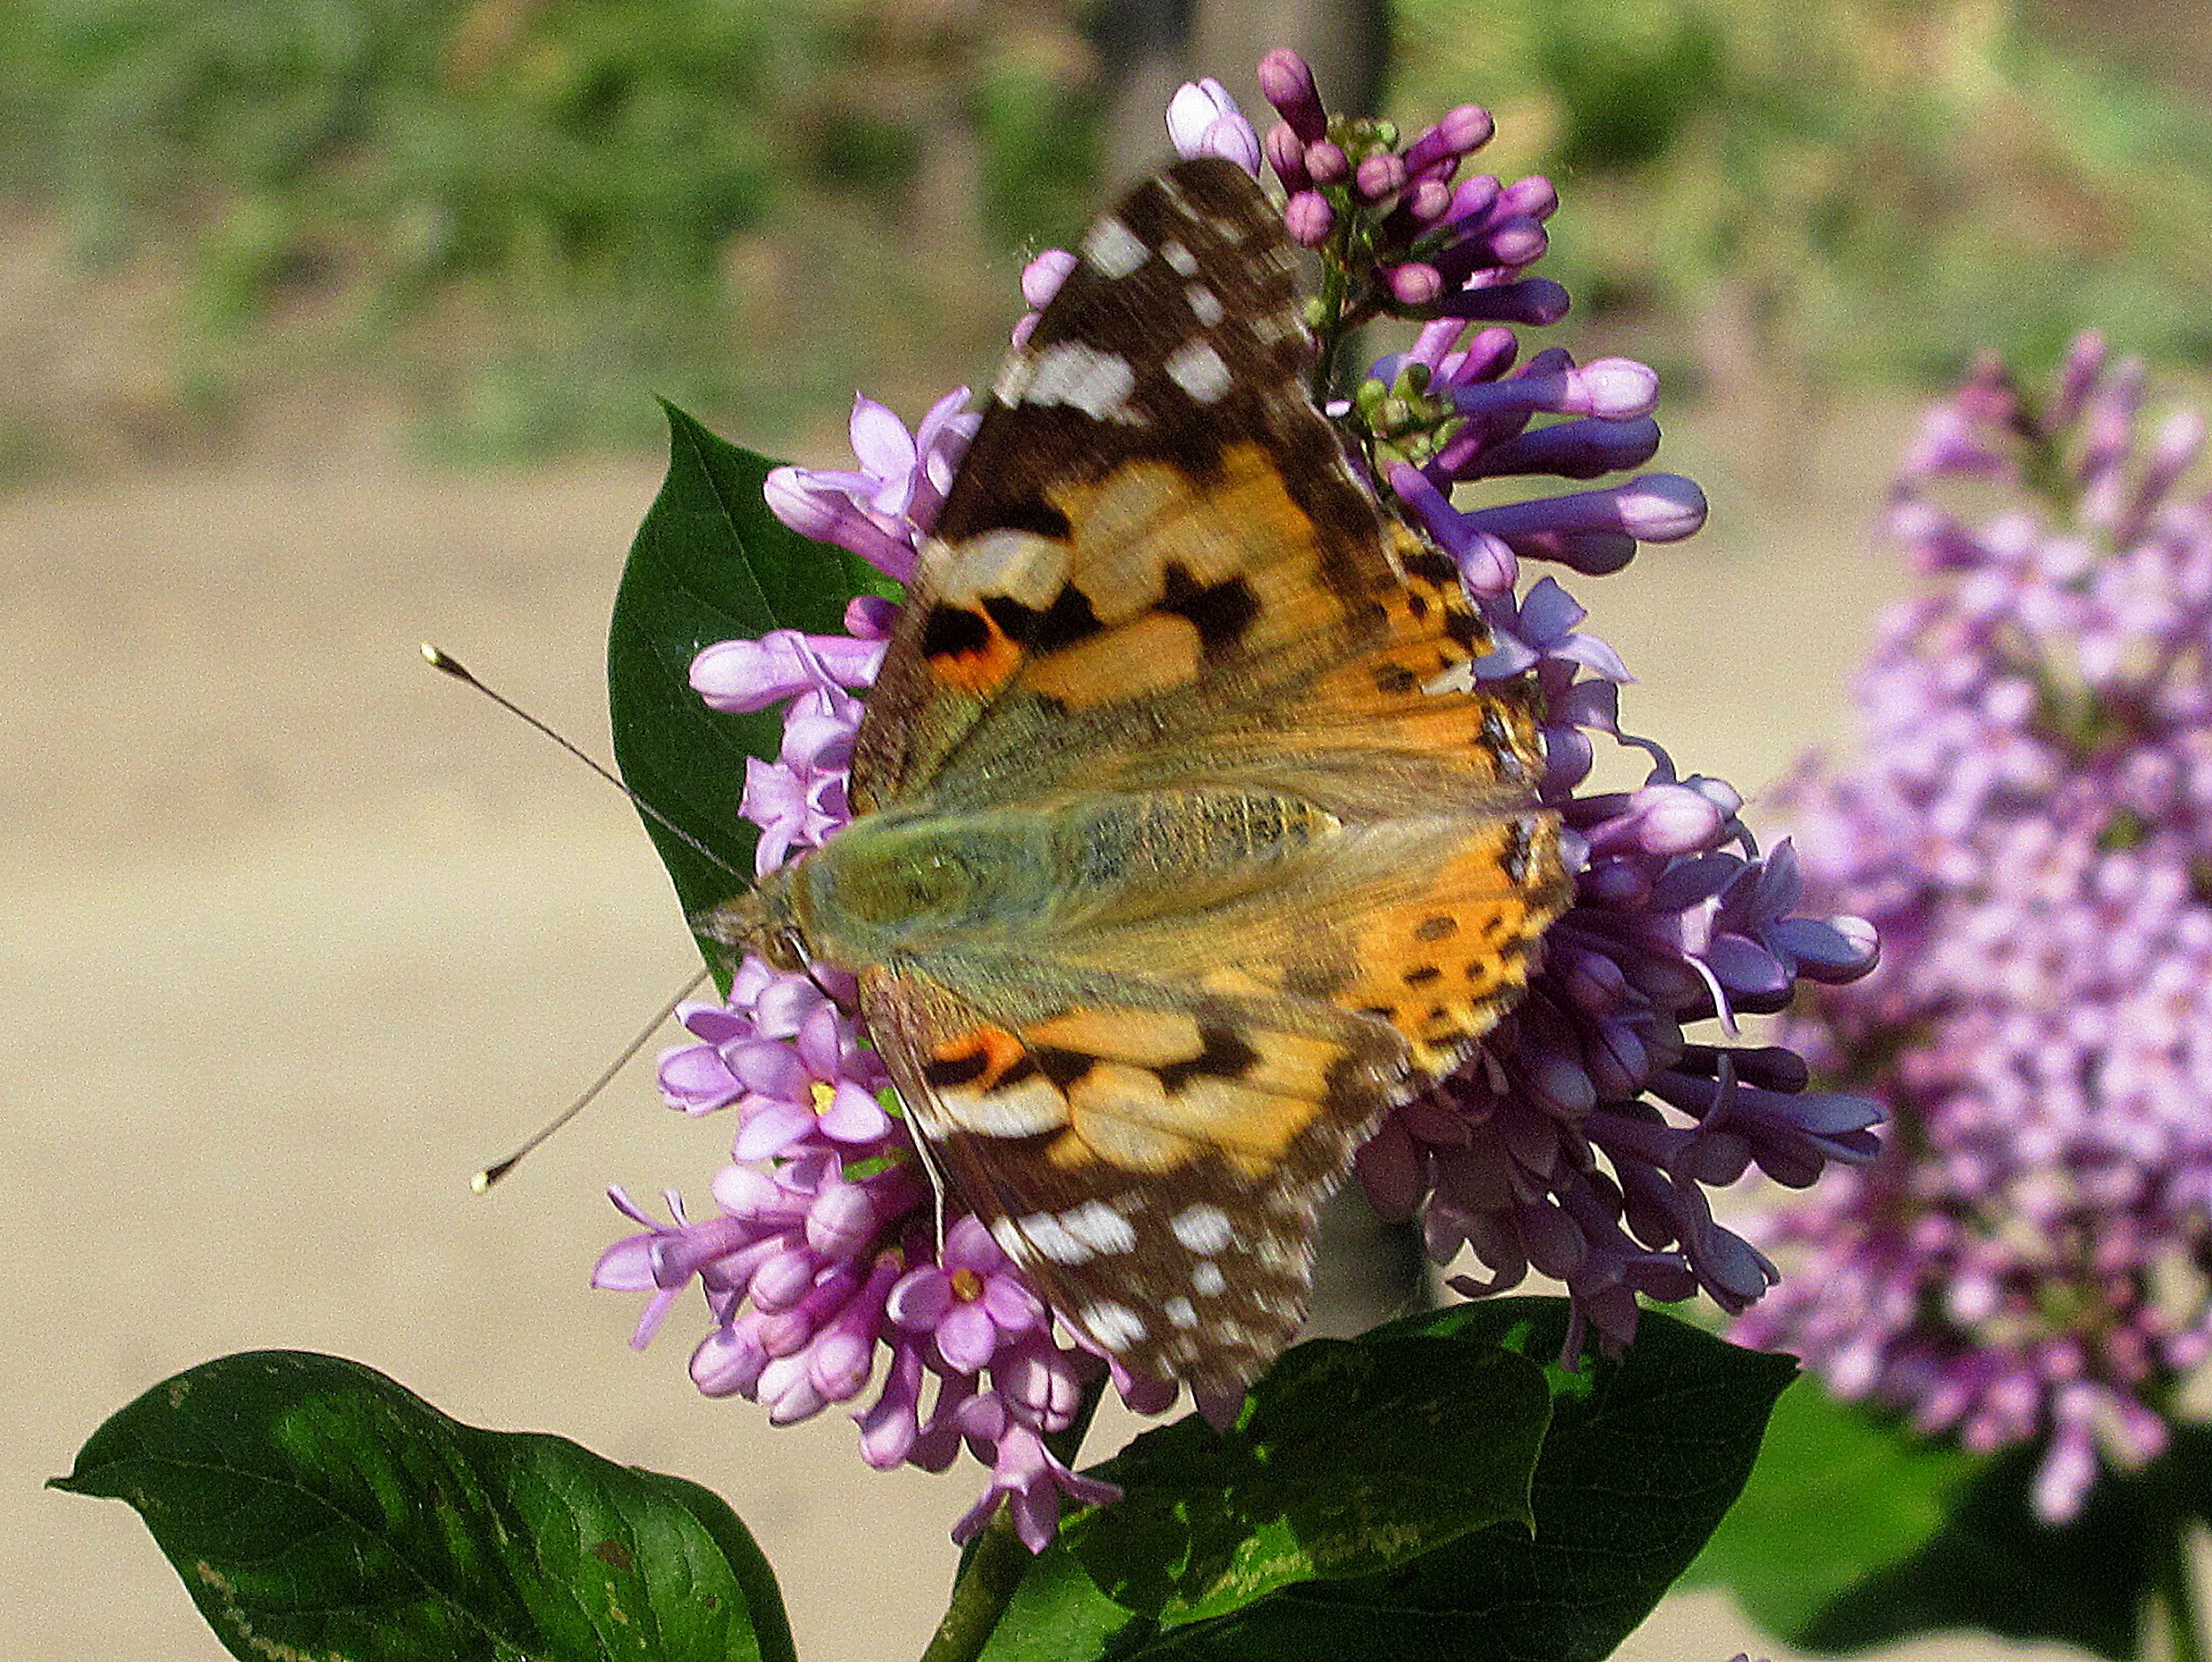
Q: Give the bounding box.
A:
[709,156,1570,1395]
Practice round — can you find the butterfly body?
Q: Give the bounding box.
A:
[712,157,1570,1394]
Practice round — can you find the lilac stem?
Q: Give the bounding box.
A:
[916,1368,1110,1662]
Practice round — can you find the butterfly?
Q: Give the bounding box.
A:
[709,156,1570,1398]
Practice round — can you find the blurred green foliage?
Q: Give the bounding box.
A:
[1392,0,2212,394]
[4,0,2210,468]
[0,0,1102,461]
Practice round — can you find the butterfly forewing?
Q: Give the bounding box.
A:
[828,157,1569,1394]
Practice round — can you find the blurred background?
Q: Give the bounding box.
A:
[4,0,2204,1657]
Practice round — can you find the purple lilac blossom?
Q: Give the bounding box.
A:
[1732,333,2212,1524]
[604,53,1879,1549]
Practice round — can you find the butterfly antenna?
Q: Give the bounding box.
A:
[473,963,713,1192]
[420,643,750,884]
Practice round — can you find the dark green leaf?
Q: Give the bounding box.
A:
[979,1540,1151,1662]
[2172,1421,2212,1524]
[607,402,892,964]
[1109,1299,1796,1662]
[1683,1377,1979,1635]
[52,1349,796,1662]
[1063,1334,1552,1628]
[1791,1440,2157,1659]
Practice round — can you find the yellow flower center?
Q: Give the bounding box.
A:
[949,1267,985,1302]
[809,1081,836,1114]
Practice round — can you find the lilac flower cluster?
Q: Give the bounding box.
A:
[1733,334,2212,1522]
[598,958,1139,1550]
[602,54,1879,1544]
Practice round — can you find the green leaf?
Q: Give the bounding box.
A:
[980,1540,1151,1662]
[1062,1334,1554,1628]
[607,401,893,963]
[2172,1421,2212,1524]
[1111,1299,1797,1662]
[52,1349,796,1662]
[1788,1440,2158,1659]
[1683,1378,1980,1636]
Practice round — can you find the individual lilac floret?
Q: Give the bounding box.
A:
[762,388,978,583]
[1167,77,1261,175]
[1734,334,2212,1522]
[889,1215,1047,1372]
[604,952,1134,1544]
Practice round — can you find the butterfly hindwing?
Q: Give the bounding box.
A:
[860,961,1402,1394]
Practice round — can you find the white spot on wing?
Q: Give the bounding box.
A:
[1083,216,1149,278]
[942,1076,1067,1137]
[1165,1296,1199,1329]
[994,353,1036,406]
[938,528,1069,609]
[1059,1200,1137,1256]
[1024,341,1139,422]
[1083,1301,1147,1346]
[1165,339,1231,405]
[990,1220,1028,1260]
[1172,1203,1235,1254]
[1191,1260,1229,1296]
[1016,1211,1094,1265]
[1186,284,1224,326]
[1160,239,1199,276]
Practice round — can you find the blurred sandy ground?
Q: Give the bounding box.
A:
[1,400,2083,1662]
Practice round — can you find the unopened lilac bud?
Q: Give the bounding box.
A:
[2048,329,2107,429]
[1264,120,1309,192]
[1404,105,1494,173]
[758,1355,828,1425]
[1304,140,1349,184]
[1499,175,1558,221]
[1613,474,1708,541]
[1355,151,1408,200]
[1471,416,1663,481]
[1632,784,1729,855]
[1572,357,1662,418]
[749,1245,819,1312]
[1385,262,1443,306]
[691,1320,769,1398]
[1021,248,1076,310]
[2119,408,2206,540]
[1444,174,1502,225]
[1285,190,1335,247]
[1167,79,1259,171]
[1258,48,1327,142]
[807,1178,880,1260]
[1430,276,1570,326]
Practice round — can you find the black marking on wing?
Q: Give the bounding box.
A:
[920,605,992,659]
[1158,563,1261,653]
[1155,1024,1261,1094]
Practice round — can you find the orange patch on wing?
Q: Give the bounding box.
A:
[1336,820,1567,1075]
[925,608,1024,695]
[927,1023,1030,1091]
